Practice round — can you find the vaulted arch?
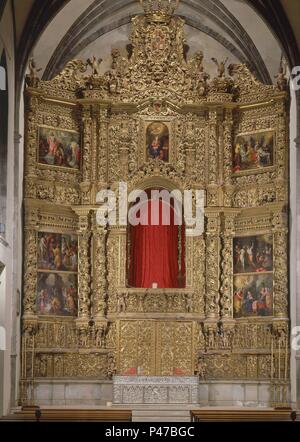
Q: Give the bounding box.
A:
[0,50,8,236]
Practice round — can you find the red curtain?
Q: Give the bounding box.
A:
[129,199,185,288]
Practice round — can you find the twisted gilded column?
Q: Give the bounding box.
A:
[23,207,39,317]
[192,233,205,315]
[207,109,219,206]
[80,106,92,204]
[24,93,39,199]
[223,109,234,207]
[272,206,288,318]
[220,209,240,319]
[275,101,288,202]
[92,213,107,319]
[205,210,220,318]
[91,105,99,184]
[22,204,40,405]
[98,105,109,185]
[75,210,92,320]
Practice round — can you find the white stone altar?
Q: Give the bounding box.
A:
[113,376,199,404]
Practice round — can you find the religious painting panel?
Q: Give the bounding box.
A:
[233,234,273,274]
[36,272,78,316]
[145,121,170,162]
[233,273,273,318]
[233,130,274,173]
[38,126,81,169]
[37,232,78,272]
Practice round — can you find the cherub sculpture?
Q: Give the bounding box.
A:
[197,356,207,380]
[26,57,42,87]
[87,56,102,75]
[211,57,229,78]
[107,353,117,379]
[185,293,193,313]
[117,293,127,313]
[275,57,288,91]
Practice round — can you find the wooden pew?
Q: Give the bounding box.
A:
[12,407,132,422]
[190,409,298,422]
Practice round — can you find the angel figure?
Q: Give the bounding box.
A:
[107,353,116,380]
[275,56,288,91]
[185,293,193,313]
[211,57,229,78]
[197,356,207,380]
[117,293,127,313]
[26,57,42,87]
[95,325,106,348]
[87,56,102,75]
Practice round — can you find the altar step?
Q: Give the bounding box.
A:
[132,407,191,422]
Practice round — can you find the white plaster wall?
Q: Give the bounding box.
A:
[221,0,282,78]
[0,0,17,417]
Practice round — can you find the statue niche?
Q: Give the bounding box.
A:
[127,188,185,289]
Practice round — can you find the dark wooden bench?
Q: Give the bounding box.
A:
[190,409,299,422]
[12,407,132,422]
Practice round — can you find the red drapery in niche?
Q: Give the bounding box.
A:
[129,198,185,288]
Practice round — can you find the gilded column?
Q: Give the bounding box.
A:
[184,121,196,175]
[272,206,288,318]
[92,213,107,319]
[106,227,122,313]
[205,210,220,318]
[275,101,288,202]
[223,109,234,207]
[76,210,92,319]
[192,233,205,315]
[185,232,193,288]
[80,105,92,204]
[98,105,109,186]
[118,227,127,287]
[23,207,39,317]
[24,93,39,199]
[207,109,219,206]
[119,120,131,180]
[91,105,99,183]
[194,125,206,186]
[220,209,239,319]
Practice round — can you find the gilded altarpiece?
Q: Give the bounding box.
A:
[21,2,290,406]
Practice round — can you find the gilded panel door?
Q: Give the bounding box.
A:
[117,320,196,376]
[117,320,156,375]
[155,321,195,375]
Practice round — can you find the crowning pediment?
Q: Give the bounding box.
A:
[27,0,287,105]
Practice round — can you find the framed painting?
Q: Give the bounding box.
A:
[37,232,78,272]
[233,273,273,318]
[145,121,170,162]
[38,126,81,170]
[36,272,78,316]
[233,234,273,274]
[233,130,274,173]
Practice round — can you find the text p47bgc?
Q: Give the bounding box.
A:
[105,426,196,439]
[148,427,195,437]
